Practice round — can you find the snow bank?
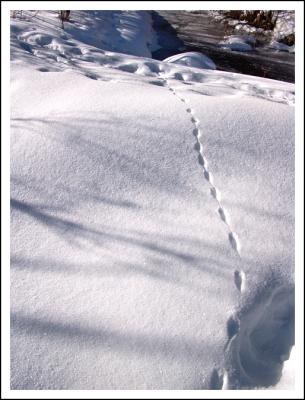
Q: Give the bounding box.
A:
[10,10,295,390]
[12,10,156,59]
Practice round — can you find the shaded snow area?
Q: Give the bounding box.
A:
[10,11,295,390]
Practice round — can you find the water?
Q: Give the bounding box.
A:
[152,11,294,83]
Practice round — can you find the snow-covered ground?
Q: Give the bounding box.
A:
[10,10,295,392]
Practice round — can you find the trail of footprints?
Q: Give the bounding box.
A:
[162,77,246,290]
[162,76,247,389]
[162,77,244,278]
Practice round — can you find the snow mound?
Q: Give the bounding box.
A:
[12,10,156,59]
[163,52,216,70]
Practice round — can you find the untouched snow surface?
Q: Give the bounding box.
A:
[10,11,295,390]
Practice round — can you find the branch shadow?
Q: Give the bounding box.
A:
[11,311,212,363]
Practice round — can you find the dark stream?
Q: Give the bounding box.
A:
[151,11,295,83]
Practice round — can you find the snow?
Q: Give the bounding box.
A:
[209,10,295,53]
[163,52,216,70]
[12,10,157,59]
[10,10,295,391]
[211,10,295,53]
[268,40,295,53]
[219,35,254,52]
[270,346,295,389]
[273,11,295,41]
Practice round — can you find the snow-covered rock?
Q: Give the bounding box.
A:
[273,11,295,42]
[268,40,295,53]
[163,51,216,70]
[219,35,254,52]
[211,10,295,53]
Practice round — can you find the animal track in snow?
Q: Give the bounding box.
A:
[209,368,224,389]
[162,76,241,258]
[193,142,201,151]
[227,315,240,341]
[228,232,241,255]
[203,170,214,185]
[117,63,138,73]
[234,269,246,292]
[209,368,229,390]
[224,315,240,354]
[198,153,207,167]
[160,74,294,391]
[143,61,162,74]
[85,73,98,80]
[186,107,195,115]
[159,67,295,393]
[192,128,200,138]
[210,187,220,201]
[164,80,246,395]
[37,67,49,72]
[218,207,229,225]
[149,80,166,87]
[191,116,200,124]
